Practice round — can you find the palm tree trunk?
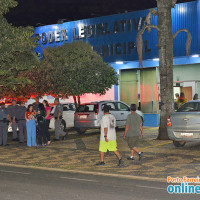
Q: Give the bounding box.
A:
[157,0,174,140]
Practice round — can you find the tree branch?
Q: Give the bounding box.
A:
[137,25,159,66]
[145,8,158,33]
[173,29,192,56]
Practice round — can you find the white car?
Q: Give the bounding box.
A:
[49,103,75,131]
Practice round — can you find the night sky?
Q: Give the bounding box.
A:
[5,0,195,27]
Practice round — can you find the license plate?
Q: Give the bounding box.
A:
[181,133,193,137]
[79,115,87,119]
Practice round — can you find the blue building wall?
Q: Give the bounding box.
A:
[198,0,200,50]
[172,2,198,57]
[35,1,199,63]
[143,114,160,127]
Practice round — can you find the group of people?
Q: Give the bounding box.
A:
[96,104,144,167]
[0,97,67,147]
[174,92,198,110]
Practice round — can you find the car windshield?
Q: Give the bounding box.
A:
[76,104,98,112]
[177,102,200,112]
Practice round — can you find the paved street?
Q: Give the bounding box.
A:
[1,127,200,179]
[0,165,198,200]
[0,128,200,199]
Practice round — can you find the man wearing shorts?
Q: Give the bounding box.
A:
[123,104,144,161]
[96,105,122,166]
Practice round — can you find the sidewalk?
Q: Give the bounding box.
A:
[0,127,200,179]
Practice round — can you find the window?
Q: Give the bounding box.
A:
[102,103,116,111]
[69,104,76,111]
[177,102,200,112]
[63,104,76,111]
[63,105,70,111]
[77,104,98,112]
[116,102,130,111]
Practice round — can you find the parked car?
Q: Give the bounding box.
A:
[167,100,200,147]
[74,100,144,134]
[49,103,75,131]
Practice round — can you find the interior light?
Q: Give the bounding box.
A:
[153,58,159,61]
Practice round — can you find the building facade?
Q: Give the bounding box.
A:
[35,0,200,126]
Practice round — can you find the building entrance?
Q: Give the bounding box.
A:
[120,68,158,113]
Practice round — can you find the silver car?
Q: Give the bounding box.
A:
[167,100,200,147]
[74,100,144,134]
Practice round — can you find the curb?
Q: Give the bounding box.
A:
[0,162,166,183]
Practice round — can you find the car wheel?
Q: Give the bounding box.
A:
[61,119,66,131]
[173,140,186,147]
[76,128,87,134]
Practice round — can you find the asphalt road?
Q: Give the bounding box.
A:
[0,165,198,200]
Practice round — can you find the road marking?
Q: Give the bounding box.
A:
[143,127,159,130]
[140,141,173,150]
[0,170,31,175]
[60,177,98,183]
[136,185,166,190]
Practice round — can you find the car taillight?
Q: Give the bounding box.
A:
[167,116,172,127]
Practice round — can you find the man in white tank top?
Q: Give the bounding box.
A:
[96,105,123,167]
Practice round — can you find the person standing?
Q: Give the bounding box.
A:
[96,105,123,166]
[0,103,9,146]
[193,93,198,100]
[176,92,188,109]
[7,100,19,141]
[36,104,46,146]
[53,98,67,141]
[43,100,51,145]
[123,104,144,161]
[25,104,37,147]
[174,93,179,110]
[17,102,27,143]
[33,96,42,112]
